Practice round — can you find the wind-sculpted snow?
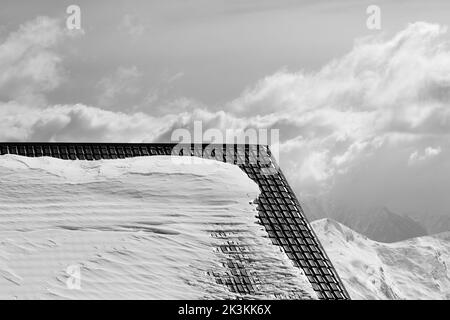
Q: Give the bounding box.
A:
[312,219,450,300]
[0,155,316,299]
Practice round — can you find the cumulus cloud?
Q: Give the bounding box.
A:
[226,22,450,213]
[0,16,67,105]
[0,102,179,142]
[408,146,442,165]
[0,16,238,142]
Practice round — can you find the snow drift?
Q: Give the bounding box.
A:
[0,155,316,299]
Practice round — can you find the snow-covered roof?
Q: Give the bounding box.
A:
[0,143,349,299]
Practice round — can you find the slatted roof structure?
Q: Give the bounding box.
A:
[0,142,349,300]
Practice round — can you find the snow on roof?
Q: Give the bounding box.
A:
[0,154,317,299]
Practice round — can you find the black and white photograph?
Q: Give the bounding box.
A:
[0,0,449,310]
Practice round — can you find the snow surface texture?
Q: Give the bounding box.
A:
[312,219,450,300]
[0,155,316,299]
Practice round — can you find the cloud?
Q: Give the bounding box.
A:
[96,66,142,109]
[408,146,442,165]
[0,101,180,142]
[1,18,450,215]
[96,67,185,112]
[226,22,450,213]
[0,16,68,105]
[118,14,146,39]
[164,72,185,84]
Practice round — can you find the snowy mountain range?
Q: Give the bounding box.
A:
[406,212,450,235]
[302,197,428,243]
[312,219,450,300]
[326,206,428,243]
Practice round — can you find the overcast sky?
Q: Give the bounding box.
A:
[1,0,450,216]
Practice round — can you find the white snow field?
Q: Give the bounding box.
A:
[312,219,450,300]
[0,155,316,300]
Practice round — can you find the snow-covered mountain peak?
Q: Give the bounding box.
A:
[312,219,450,300]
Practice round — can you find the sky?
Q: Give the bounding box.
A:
[1,0,450,216]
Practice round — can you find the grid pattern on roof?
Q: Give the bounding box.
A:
[0,143,349,300]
